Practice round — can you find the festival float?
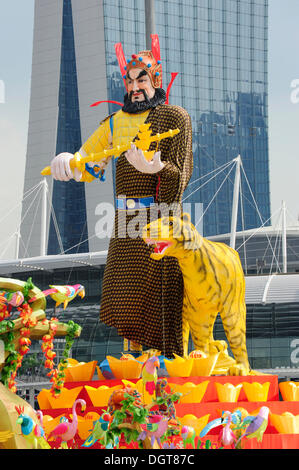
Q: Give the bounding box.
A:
[2,35,298,451]
[1,263,299,449]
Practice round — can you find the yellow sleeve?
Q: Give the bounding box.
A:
[79,117,112,182]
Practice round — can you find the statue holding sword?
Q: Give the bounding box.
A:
[47,37,193,358]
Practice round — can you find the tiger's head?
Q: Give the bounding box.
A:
[142,212,200,260]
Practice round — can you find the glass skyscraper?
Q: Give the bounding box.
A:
[103,0,270,237]
[22,0,270,256]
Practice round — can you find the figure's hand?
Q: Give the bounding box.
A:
[50,153,82,182]
[125,144,165,174]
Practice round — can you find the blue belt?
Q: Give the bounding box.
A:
[116,196,155,210]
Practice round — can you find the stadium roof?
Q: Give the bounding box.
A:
[208,225,299,241]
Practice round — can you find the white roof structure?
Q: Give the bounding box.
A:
[0,252,299,305]
[0,251,107,274]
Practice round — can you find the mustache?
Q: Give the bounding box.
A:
[129,89,150,102]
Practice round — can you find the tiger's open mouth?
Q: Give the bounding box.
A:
[145,238,173,255]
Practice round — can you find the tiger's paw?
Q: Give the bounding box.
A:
[228,363,250,376]
[209,340,228,354]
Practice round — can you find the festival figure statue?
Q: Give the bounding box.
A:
[49,36,193,358]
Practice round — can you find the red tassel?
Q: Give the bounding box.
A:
[90,99,123,108]
[166,72,178,104]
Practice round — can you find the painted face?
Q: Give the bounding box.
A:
[127,68,155,102]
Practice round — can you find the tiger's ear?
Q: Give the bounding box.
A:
[182,212,191,224]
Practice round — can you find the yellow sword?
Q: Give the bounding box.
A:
[41,123,180,176]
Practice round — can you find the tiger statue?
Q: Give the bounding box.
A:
[142,212,252,376]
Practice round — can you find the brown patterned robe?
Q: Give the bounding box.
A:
[100,104,193,358]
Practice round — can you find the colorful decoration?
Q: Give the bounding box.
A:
[143,213,252,375]
[234,406,270,447]
[181,425,196,448]
[29,284,85,309]
[47,399,86,448]
[138,414,169,448]
[48,320,81,397]
[7,301,37,393]
[15,405,50,449]
[141,356,160,396]
[0,277,81,396]
[81,412,114,448]
[0,290,24,308]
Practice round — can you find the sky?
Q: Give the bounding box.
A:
[0,0,299,260]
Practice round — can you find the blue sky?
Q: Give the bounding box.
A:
[0,0,298,258]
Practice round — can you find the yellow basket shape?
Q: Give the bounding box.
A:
[106,356,143,380]
[279,381,299,402]
[215,382,243,403]
[37,386,83,410]
[242,382,270,402]
[164,356,194,378]
[170,381,209,403]
[64,360,97,382]
[84,384,123,407]
[270,412,299,434]
[47,386,83,409]
[190,354,219,377]
[179,414,210,435]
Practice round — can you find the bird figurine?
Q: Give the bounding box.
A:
[47,399,86,448]
[29,284,85,310]
[218,411,237,447]
[0,290,24,308]
[181,425,196,448]
[81,412,114,448]
[199,410,243,448]
[15,406,50,449]
[138,413,169,448]
[234,406,269,448]
[141,356,160,397]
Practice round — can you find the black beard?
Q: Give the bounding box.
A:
[122,88,166,114]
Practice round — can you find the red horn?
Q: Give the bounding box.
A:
[114,42,128,90]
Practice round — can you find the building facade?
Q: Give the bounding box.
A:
[20,0,271,254]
